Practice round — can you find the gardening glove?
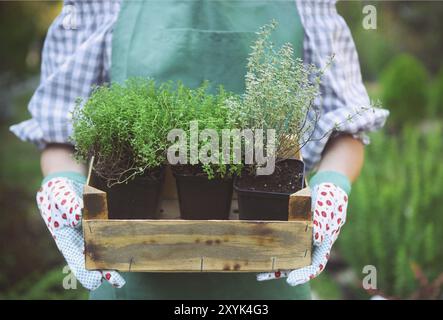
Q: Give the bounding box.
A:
[257,171,350,286]
[36,172,125,290]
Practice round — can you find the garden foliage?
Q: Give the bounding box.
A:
[429,67,443,118]
[381,54,429,125]
[338,125,443,297]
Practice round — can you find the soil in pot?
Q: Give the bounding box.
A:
[171,165,233,220]
[234,159,305,221]
[90,166,166,219]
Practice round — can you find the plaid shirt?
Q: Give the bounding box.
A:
[10,0,389,171]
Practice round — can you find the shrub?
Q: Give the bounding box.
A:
[72,79,176,185]
[353,28,398,82]
[429,67,443,118]
[380,54,429,125]
[338,125,443,298]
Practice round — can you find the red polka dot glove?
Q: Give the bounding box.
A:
[36,172,125,291]
[257,171,350,286]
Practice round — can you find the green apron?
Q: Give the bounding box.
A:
[90,0,310,300]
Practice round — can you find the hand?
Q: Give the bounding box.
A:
[36,173,125,290]
[257,182,348,286]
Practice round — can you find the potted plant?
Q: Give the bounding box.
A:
[72,79,174,219]
[168,83,242,220]
[231,21,322,221]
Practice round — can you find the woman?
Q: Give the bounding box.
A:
[11,0,388,299]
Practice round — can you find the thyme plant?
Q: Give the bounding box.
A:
[171,82,243,179]
[72,79,176,185]
[73,79,242,184]
[227,20,322,168]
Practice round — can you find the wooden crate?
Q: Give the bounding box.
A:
[83,166,312,272]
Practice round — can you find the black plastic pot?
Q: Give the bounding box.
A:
[91,167,165,219]
[173,168,233,220]
[234,159,305,221]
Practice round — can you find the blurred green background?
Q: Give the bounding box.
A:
[1,1,442,300]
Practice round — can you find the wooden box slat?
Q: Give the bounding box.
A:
[289,187,312,221]
[83,185,108,220]
[84,219,311,272]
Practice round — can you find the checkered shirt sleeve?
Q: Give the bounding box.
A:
[296,0,388,170]
[9,0,120,148]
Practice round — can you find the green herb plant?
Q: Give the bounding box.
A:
[72,79,176,186]
[226,20,322,172]
[172,82,243,180]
